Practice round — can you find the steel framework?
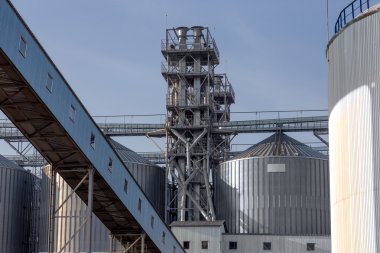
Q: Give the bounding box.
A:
[161,27,235,222]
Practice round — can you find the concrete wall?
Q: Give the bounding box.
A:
[222,234,330,253]
[171,226,224,253]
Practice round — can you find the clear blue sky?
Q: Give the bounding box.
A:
[3,0,351,154]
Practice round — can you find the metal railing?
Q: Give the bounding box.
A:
[335,0,374,33]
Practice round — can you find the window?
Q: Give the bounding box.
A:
[263,242,271,250]
[173,246,176,253]
[138,198,142,212]
[69,104,76,122]
[151,216,155,228]
[19,36,27,57]
[108,157,113,173]
[183,241,190,249]
[90,133,95,149]
[307,243,315,251]
[46,73,53,93]
[162,232,166,244]
[123,179,128,194]
[201,241,208,249]
[229,241,237,250]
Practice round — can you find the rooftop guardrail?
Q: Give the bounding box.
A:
[334,0,375,33]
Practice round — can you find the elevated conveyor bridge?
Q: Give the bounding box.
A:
[0,1,183,252]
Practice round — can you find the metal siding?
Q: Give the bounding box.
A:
[0,163,32,253]
[328,7,380,253]
[216,157,329,235]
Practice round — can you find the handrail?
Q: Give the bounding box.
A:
[335,0,374,33]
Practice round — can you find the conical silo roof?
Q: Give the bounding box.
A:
[233,132,327,160]
[109,139,154,165]
[0,154,26,171]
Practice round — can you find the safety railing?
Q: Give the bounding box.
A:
[335,0,373,33]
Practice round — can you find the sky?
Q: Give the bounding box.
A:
[2,0,352,155]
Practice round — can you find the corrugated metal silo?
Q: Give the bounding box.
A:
[0,154,33,253]
[327,4,380,253]
[110,139,166,217]
[214,133,330,235]
[39,139,165,251]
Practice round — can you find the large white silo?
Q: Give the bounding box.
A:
[327,3,380,253]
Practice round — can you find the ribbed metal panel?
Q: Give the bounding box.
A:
[214,133,330,235]
[39,167,124,252]
[327,5,380,253]
[110,139,165,217]
[39,140,165,251]
[0,155,32,253]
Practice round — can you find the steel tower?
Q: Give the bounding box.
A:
[161,26,235,222]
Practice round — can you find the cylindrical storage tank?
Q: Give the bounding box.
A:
[327,4,380,253]
[110,139,166,218]
[39,139,165,251]
[214,133,330,235]
[0,154,33,253]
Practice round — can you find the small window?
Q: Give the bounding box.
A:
[229,241,237,250]
[90,133,95,149]
[138,198,142,212]
[201,241,208,249]
[19,36,27,57]
[263,242,271,250]
[124,179,128,194]
[108,157,112,173]
[307,243,315,251]
[46,73,53,93]
[151,216,154,228]
[183,241,190,249]
[162,232,166,244]
[69,104,76,122]
[173,246,176,253]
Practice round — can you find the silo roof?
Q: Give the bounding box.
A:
[232,132,327,159]
[110,139,154,165]
[0,154,26,171]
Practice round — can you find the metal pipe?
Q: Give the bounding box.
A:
[86,168,94,253]
[171,172,210,221]
[202,164,216,221]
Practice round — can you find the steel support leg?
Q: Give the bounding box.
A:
[141,233,146,253]
[48,167,57,253]
[86,168,94,253]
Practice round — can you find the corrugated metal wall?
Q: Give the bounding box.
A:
[327,7,380,253]
[214,157,330,235]
[222,234,330,253]
[127,162,165,218]
[0,160,33,253]
[39,167,124,252]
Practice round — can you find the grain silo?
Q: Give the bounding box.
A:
[327,2,380,252]
[214,133,330,235]
[38,139,165,252]
[0,154,33,253]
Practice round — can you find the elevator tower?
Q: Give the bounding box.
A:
[161,26,235,222]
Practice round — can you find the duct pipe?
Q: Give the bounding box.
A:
[176,27,188,50]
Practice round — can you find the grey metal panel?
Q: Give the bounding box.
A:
[0,155,32,253]
[215,155,329,235]
[327,5,380,253]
